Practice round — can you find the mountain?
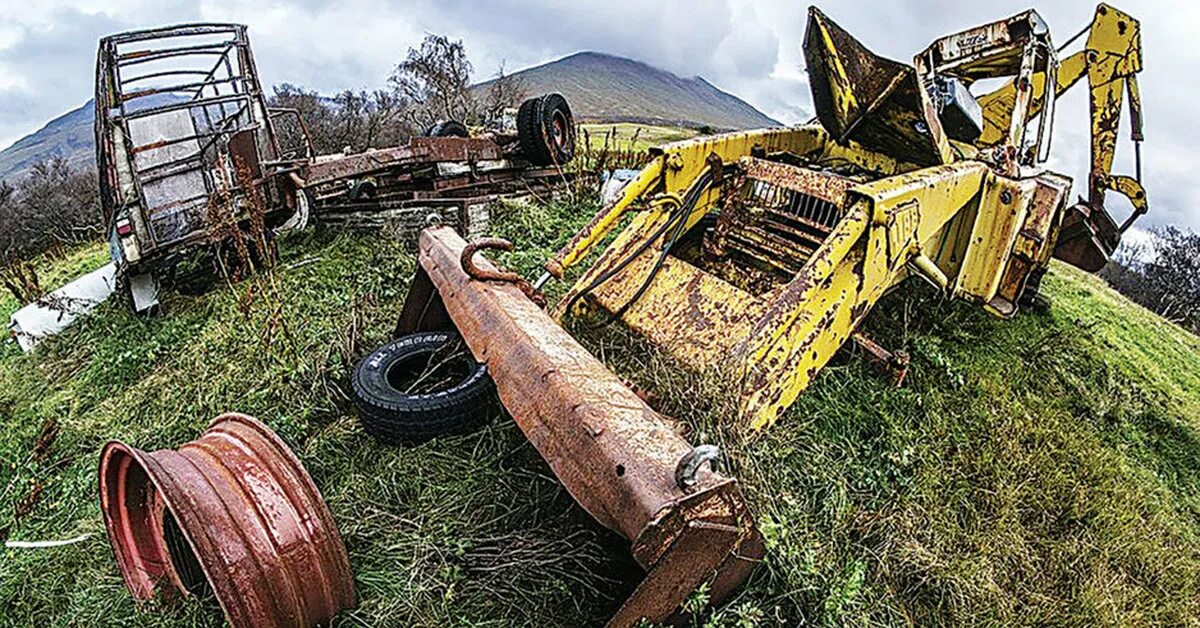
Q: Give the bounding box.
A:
[0,51,779,184]
[0,101,96,185]
[479,51,780,131]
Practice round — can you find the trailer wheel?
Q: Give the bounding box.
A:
[425,120,469,138]
[352,332,497,445]
[517,93,575,166]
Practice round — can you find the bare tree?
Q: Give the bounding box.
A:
[0,159,102,260]
[269,84,411,154]
[1142,226,1200,329]
[1102,225,1200,334]
[389,34,476,129]
[482,61,527,127]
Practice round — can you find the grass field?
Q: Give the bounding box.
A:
[579,123,701,153]
[2,195,1199,626]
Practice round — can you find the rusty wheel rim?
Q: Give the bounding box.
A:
[550,110,570,154]
[98,413,355,627]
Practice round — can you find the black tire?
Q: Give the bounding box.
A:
[425,120,469,138]
[352,331,497,445]
[517,93,575,166]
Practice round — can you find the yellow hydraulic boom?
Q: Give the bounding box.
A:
[975,3,1146,270]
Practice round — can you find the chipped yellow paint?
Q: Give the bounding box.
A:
[976,4,1144,213]
[549,125,905,279]
[547,4,1145,431]
[953,176,1035,303]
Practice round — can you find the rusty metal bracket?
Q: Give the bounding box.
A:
[852,332,910,388]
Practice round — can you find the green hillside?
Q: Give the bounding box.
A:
[1,196,1199,625]
[480,51,780,131]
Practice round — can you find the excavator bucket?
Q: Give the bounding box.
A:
[397,226,762,627]
[1054,202,1122,272]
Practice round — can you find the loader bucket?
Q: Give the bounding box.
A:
[397,226,763,626]
[1053,202,1121,272]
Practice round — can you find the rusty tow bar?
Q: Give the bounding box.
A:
[98,413,356,627]
[398,226,763,625]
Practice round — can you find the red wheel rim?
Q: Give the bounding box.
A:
[550,110,569,152]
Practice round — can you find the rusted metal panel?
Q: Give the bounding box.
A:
[96,22,283,279]
[953,175,1035,304]
[804,7,939,166]
[300,138,505,186]
[709,158,851,277]
[739,157,852,204]
[99,413,355,628]
[407,227,761,626]
[989,174,1068,315]
[586,249,764,367]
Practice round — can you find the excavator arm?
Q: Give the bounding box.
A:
[976,3,1146,265]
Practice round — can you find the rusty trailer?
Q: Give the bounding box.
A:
[96,22,576,312]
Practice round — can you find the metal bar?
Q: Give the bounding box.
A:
[117,92,249,121]
[121,76,246,103]
[404,227,762,626]
[120,69,216,85]
[116,43,236,66]
[101,23,243,46]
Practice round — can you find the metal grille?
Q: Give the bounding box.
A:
[721,179,845,275]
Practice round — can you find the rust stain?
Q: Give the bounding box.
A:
[409,227,762,626]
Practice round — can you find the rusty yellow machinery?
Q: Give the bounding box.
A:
[398,4,1147,625]
[533,3,1147,429]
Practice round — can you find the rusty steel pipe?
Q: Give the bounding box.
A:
[98,413,355,628]
[398,227,763,626]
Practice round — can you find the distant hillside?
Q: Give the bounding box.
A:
[0,101,95,184]
[479,51,780,131]
[0,51,778,184]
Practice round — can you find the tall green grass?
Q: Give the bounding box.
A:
[1,197,1198,626]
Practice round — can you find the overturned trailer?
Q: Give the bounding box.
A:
[96,23,575,312]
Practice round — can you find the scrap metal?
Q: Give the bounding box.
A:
[96,24,573,311]
[538,3,1147,430]
[397,227,762,626]
[98,413,355,627]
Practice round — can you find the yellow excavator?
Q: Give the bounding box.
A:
[391,4,1147,625]
[531,2,1148,428]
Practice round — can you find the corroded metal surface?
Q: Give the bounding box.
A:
[803,7,936,166]
[98,413,355,628]
[402,227,761,626]
[547,4,1150,432]
[300,138,505,186]
[96,23,281,273]
[708,158,852,276]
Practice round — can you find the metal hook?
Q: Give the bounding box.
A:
[460,238,521,283]
[675,445,722,490]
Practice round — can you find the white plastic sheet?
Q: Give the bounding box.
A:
[8,263,117,352]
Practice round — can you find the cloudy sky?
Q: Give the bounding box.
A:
[0,0,1195,231]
